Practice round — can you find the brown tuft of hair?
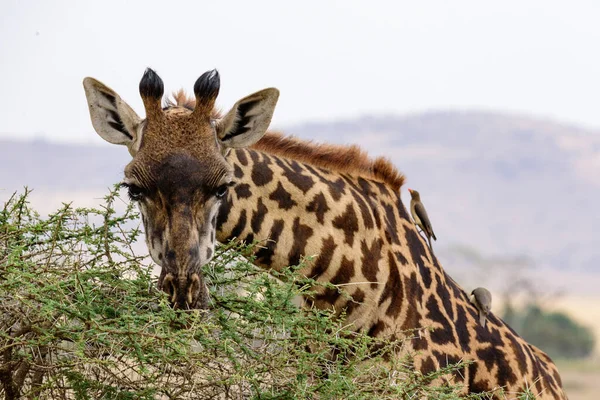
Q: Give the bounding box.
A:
[251,132,405,191]
[165,90,196,111]
[165,90,221,118]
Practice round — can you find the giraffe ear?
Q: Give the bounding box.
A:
[83,77,143,153]
[216,88,279,148]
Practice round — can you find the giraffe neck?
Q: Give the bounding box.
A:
[215,147,427,333]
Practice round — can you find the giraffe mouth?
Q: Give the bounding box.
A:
[159,271,210,310]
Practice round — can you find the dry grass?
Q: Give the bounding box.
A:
[556,358,600,400]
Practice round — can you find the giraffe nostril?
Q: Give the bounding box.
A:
[166,250,176,261]
[160,273,177,304]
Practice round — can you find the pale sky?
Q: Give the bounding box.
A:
[2,0,600,144]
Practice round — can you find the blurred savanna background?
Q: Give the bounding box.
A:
[1,0,599,398]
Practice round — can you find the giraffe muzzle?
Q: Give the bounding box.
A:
[160,271,209,310]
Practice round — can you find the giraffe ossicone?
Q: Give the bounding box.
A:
[83,69,567,398]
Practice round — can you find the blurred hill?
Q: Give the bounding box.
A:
[1,110,599,284]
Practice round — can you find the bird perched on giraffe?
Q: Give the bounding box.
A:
[408,188,437,252]
[470,287,492,327]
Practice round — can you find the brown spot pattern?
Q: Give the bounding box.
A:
[332,203,359,247]
[255,219,284,265]
[234,183,252,199]
[306,192,329,224]
[380,251,402,318]
[251,198,268,233]
[310,236,336,278]
[269,182,297,210]
[360,238,382,288]
[250,151,273,186]
[275,158,315,194]
[287,217,313,266]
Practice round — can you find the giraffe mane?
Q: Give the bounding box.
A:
[251,132,405,191]
[167,92,405,191]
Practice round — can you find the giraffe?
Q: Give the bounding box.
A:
[82,68,568,398]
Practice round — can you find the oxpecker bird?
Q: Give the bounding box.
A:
[408,188,437,252]
[470,287,492,327]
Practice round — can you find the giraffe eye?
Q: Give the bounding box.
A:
[122,183,145,201]
[215,184,229,199]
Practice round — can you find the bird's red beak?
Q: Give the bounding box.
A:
[408,188,413,194]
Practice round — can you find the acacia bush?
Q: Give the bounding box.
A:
[0,187,499,399]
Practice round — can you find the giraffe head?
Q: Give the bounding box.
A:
[83,69,279,309]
